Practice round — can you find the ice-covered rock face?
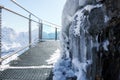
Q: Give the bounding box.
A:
[54,0,120,80]
[62,0,79,35]
[62,0,95,36]
[103,0,120,18]
[53,0,104,80]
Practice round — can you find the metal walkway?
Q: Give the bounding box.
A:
[0,41,60,80]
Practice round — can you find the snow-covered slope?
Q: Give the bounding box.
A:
[2,27,17,43]
[1,27,22,54]
[1,27,30,56]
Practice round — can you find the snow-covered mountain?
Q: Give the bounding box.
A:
[16,32,29,46]
[1,27,25,55]
[2,27,17,43]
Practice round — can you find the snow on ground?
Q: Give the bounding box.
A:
[0,65,53,71]
[0,49,61,71]
[46,49,60,65]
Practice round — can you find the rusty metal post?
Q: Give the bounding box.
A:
[0,7,2,64]
[55,28,57,40]
[39,22,43,42]
[29,14,31,48]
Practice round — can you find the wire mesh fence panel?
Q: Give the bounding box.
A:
[56,28,60,40]
[31,21,39,45]
[42,24,56,40]
[1,9,29,59]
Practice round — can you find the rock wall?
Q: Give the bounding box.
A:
[97,17,120,80]
[53,0,120,80]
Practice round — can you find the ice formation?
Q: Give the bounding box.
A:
[53,0,105,80]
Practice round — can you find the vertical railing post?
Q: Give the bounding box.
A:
[0,7,2,64]
[29,14,31,48]
[55,28,57,40]
[39,21,43,42]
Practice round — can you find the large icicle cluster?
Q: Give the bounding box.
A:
[53,0,104,80]
[53,0,120,80]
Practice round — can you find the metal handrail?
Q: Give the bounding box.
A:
[43,20,61,28]
[11,0,61,28]
[11,0,40,20]
[0,5,39,24]
[0,5,61,28]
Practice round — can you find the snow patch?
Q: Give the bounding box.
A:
[0,65,53,71]
[46,49,60,65]
[104,15,110,23]
[103,40,109,51]
[53,58,75,80]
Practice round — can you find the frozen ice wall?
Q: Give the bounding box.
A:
[54,0,120,80]
[53,0,104,80]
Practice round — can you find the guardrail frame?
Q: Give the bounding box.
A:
[0,5,60,65]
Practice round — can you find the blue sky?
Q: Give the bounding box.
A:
[0,0,66,32]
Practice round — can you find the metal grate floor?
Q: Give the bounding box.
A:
[0,41,60,80]
[0,68,53,80]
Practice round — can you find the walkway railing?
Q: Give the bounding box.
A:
[0,3,61,65]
